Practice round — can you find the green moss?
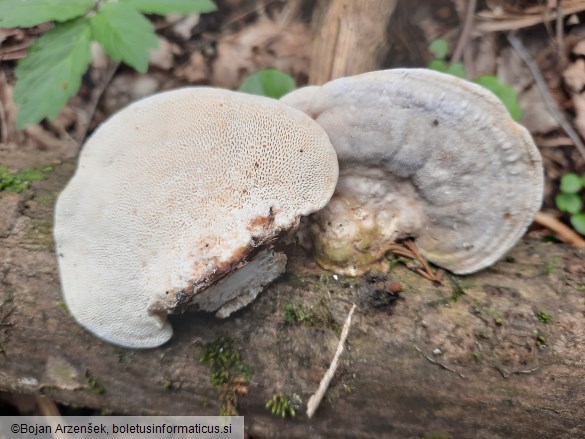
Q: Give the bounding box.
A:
[85,371,105,395]
[265,392,296,418]
[536,311,552,323]
[448,276,466,302]
[536,334,547,349]
[199,336,254,415]
[0,165,52,193]
[283,297,339,333]
[55,301,69,313]
[25,218,55,252]
[544,256,561,275]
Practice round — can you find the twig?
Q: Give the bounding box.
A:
[507,33,585,162]
[534,211,585,248]
[451,0,477,64]
[555,0,565,55]
[413,345,465,379]
[307,303,356,419]
[476,3,585,32]
[73,61,119,144]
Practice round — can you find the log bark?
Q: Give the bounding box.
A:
[1,162,585,438]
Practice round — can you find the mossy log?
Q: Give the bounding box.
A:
[1,162,584,439]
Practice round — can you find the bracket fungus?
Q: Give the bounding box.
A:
[281,69,543,276]
[54,88,338,348]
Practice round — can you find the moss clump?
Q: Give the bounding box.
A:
[544,256,561,275]
[265,392,296,418]
[85,370,105,395]
[449,276,466,302]
[536,334,547,349]
[199,336,254,415]
[536,311,552,323]
[283,297,339,333]
[0,165,52,193]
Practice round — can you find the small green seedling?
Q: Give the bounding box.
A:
[536,334,547,349]
[428,39,522,121]
[239,68,296,99]
[265,392,296,418]
[0,165,52,192]
[1,0,217,128]
[555,173,585,235]
[536,311,552,323]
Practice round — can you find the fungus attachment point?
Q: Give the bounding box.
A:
[55,88,338,348]
[282,69,543,276]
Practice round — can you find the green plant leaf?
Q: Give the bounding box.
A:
[581,174,585,187]
[428,59,449,74]
[474,75,523,121]
[120,0,217,15]
[429,39,449,60]
[571,213,585,235]
[14,18,92,128]
[239,68,296,99]
[560,173,583,194]
[446,62,467,78]
[556,193,583,214]
[0,0,95,28]
[90,2,159,73]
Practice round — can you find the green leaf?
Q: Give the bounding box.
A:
[571,213,585,235]
[239,68,297,99]
[560,173,583,194]
[555,193,583,214]
[14,18,92,128]
[429,39,449,60]
[581,174,585,187]
[446,62,467,78]
[0,0,95,28]
[90,2,159,73]
[120,0,217,15]
[428,59,449,73]
[474,75,523,121]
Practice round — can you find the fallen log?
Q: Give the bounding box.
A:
[1,162,584,438]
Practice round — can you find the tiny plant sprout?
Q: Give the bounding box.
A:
[54,88,338,348]
[281,69,544,276]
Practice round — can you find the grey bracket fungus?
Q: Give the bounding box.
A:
[54,88,338,348]
[281,69,543,276]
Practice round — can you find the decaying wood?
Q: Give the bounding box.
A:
[308,0,398,84]
[0,163,584,438]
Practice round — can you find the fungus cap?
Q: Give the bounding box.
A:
[281,69,543,275]
[55,88,338,348]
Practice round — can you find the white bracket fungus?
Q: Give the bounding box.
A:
[55,88,338,348]
[281,69,544,276]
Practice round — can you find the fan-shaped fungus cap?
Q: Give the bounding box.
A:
[54,88,338,348]
[281,69,543,275]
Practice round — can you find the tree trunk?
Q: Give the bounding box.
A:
[309,0,398,84]
[1,161,584,439]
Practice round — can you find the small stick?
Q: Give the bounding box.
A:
[451,0,477,64]
[306,303,357,419]
[507,32,585,162]
[534,211,585,248]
